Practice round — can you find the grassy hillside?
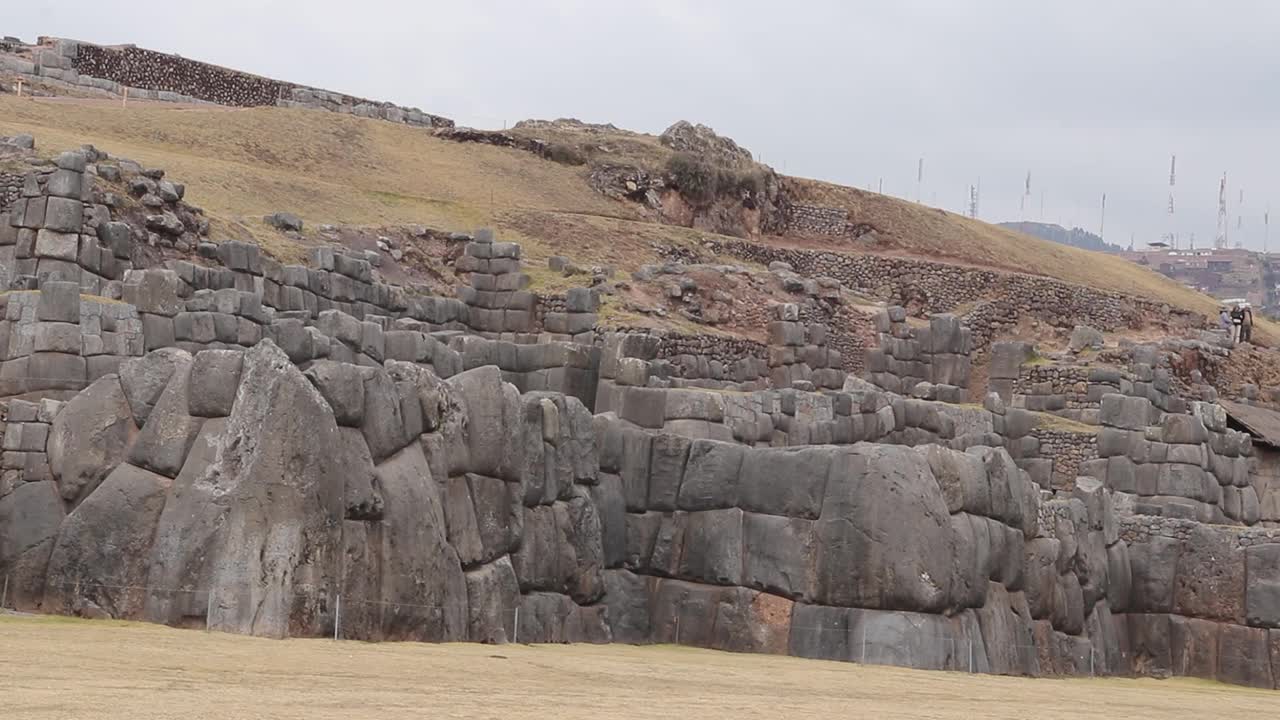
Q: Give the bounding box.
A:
[0,95,1254,338]
[786,178,1235,324]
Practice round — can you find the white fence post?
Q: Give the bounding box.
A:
[205,588,214,632]
[334,594,341,641]
[512,606,519,644]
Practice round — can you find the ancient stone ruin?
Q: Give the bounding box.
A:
[0,139,1279,691]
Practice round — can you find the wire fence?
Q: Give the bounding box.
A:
[1,574,1126,678]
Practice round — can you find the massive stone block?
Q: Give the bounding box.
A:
[676,439,744,510]
[373,443,468,641]
[1245,544,1280,628]
[711,586,793,655]
[680,508,743,586]
[1217,624,1274,689]
[1168,616,1220,681]
[126,357,204,478]
[812,444,958,613]
[186,349,244,418]
[143,341,349,639]
[0,480,64,608]
[589,473,626,569]
[647,433,690,511]
[465,556,520,644]
[467,473,522,564]
[789,603,852,661]
[742,512,814,600]
[119,348,191,426]
[975,582,1040,676]
[42,463,169,618]
[46,375,137,507]
[738,446,833,519]
[1128,536,1181,613]
[1172,525,1244,623]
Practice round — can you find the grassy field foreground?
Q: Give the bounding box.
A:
[1,614,1273,719]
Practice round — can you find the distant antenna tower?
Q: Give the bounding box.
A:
[1099,193,1106,239]
[916,158,923,203]
[1021,170,1031,219]
[968,180,980,219]
[1215,173,1229,249]
[1166,154,1176,249]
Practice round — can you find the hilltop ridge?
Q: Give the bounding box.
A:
[0,34,1258,344]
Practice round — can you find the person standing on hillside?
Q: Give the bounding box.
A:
[1230,304,1245,344]
[1241,304,1254,344]
[1220,307,1232,334]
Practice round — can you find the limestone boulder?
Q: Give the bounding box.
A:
[812,444,959,613]
[1245,543,1280,628]
[1172,524,1244,623]
[601,569,651,643]
[119,347,191,426]
[373,443,468,641]
[0,480,64,608]
[143,341,348,638]
[1127,536,1181,613]
[46,375,138,506]
[467,473,522,564]
[126,358,204,479]
[676,439,744,511]
[186,350,244,418]
[738,446,833,519]
[465,556,520,643]
[742,512,814,601]
[42,463,169,618]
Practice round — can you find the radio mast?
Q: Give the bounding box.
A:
[1215,173,1229,249]
[1166,155,1176,248]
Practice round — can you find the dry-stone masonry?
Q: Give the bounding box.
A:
[1,37,452,128]
[708,239,1203,350]
[866,307,970,401]
[0,134,1278,691]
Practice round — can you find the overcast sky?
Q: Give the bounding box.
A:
[9,1,1279,251]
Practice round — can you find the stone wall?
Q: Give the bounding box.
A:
[1029,427,1098,489]
[0,344,609,646]
[61,38,452,126]
[785,203,850,236]
[0,172,22,214]
[1086,396,1259,526]
[1,397,60,497]
[594,413,1115,676]
[766,303,844,390]
[0,37,452,127]
[0,283,143,396]
[866,307,971,401]
[603,329,770,388]
[1117,515,1280,688]
[708,240,1203,350]
[2,151,139,296]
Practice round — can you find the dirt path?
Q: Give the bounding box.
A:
[1,614,1273,719]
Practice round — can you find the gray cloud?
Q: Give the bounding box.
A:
[8,0,1279,250]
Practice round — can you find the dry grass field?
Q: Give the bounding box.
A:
[1,614,1273,719]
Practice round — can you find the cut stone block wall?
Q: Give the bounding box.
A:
[10,37,454,128]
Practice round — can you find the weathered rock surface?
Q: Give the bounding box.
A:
[46,375,137,506]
